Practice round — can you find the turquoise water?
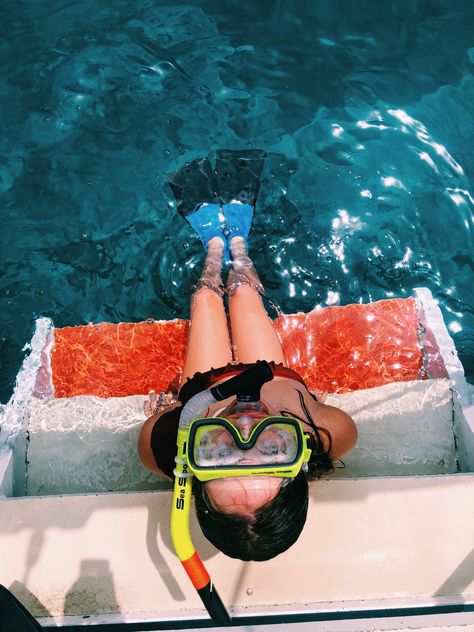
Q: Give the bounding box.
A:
[1,0,473,402]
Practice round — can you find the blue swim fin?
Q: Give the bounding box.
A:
[222,202,254,248]
[167,158,229,257]
[185,202,227,250]
[215,149,266,251]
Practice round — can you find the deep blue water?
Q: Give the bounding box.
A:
[1,0,473,402]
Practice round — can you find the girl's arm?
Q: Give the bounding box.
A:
[311,401,358,459]
[137,401,182,476]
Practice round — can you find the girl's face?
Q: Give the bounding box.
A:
[203,398,285,516]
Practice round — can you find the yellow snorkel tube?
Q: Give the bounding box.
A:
[170,361,274,624]
[171,426,230,624]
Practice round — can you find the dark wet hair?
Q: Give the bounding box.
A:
[193,389,334,561]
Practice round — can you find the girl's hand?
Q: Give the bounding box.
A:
[143,390,175,417]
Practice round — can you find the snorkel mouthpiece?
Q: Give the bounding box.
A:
[178,360,274,427]
[210,359,273,402]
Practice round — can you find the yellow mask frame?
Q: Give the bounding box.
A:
[185,415,313,481]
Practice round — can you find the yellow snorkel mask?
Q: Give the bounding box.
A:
[186,415,312,481]
[170,361,313,624]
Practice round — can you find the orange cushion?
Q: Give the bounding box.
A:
[52,320,189,398]
[51,297,422,398]
[274,297,422,394]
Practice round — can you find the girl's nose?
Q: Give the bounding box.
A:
[237,415,256,440]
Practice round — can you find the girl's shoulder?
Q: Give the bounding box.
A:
[263,378,358,459]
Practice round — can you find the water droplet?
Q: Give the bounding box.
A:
[246,588,253,595]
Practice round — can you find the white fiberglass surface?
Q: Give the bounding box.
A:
[13,377,459,496]
[1,288,473,497]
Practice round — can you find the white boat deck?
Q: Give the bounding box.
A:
[0,288,473,629]
[1,475,473,626]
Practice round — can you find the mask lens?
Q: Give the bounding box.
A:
[254,423,299,463]
[192,421,300,468]
[194,425,240,466]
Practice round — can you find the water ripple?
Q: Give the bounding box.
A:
[1,0,474,399]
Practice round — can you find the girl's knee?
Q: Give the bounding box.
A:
[191,286,224,310]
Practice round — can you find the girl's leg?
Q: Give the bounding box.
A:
[227,237,286,365]
[180,238,232,386]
